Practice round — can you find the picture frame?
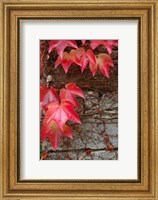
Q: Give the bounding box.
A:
[0,0,158,199]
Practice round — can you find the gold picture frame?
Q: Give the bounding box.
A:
[0,0,158,199]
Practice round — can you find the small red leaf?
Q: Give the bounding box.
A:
[41,151,47,159]
[70,48,96,72]
[89,53,114,78]
[41,118,72,151]
[65,83,85,99]
[60,88,80,108]
[98,54,114,78]
[86,49,96,66]
[48,40,78,58]
[45,100,81,131]
[55,52,73,73]
[60,83,85,107]
[91,40,118,54]
[81,40,86,45]
[89,62,98,76]
[40,86,59,111]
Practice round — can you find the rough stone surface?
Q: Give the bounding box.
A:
[48,150,118,160]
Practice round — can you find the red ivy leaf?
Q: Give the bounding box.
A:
[48,40,78,58]
[55,52,73,73]
[60,83,85,108]
[40,86,59,111]
[91,40,118,54]
[65,83,85,98]
[70,48,96,72]
[41,119,72,151]
[89,53,114,78]
[41,151,47,159]
[45,100,81,131]
[81,40,86,45]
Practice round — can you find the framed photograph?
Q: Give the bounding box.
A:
[0,0,158,199]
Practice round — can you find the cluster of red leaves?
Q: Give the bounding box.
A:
[40,83,85,151]
[49,40,118,78]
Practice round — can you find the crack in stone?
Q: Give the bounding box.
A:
[48,148,118,154]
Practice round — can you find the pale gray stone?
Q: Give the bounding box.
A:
[109,136,118,148]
